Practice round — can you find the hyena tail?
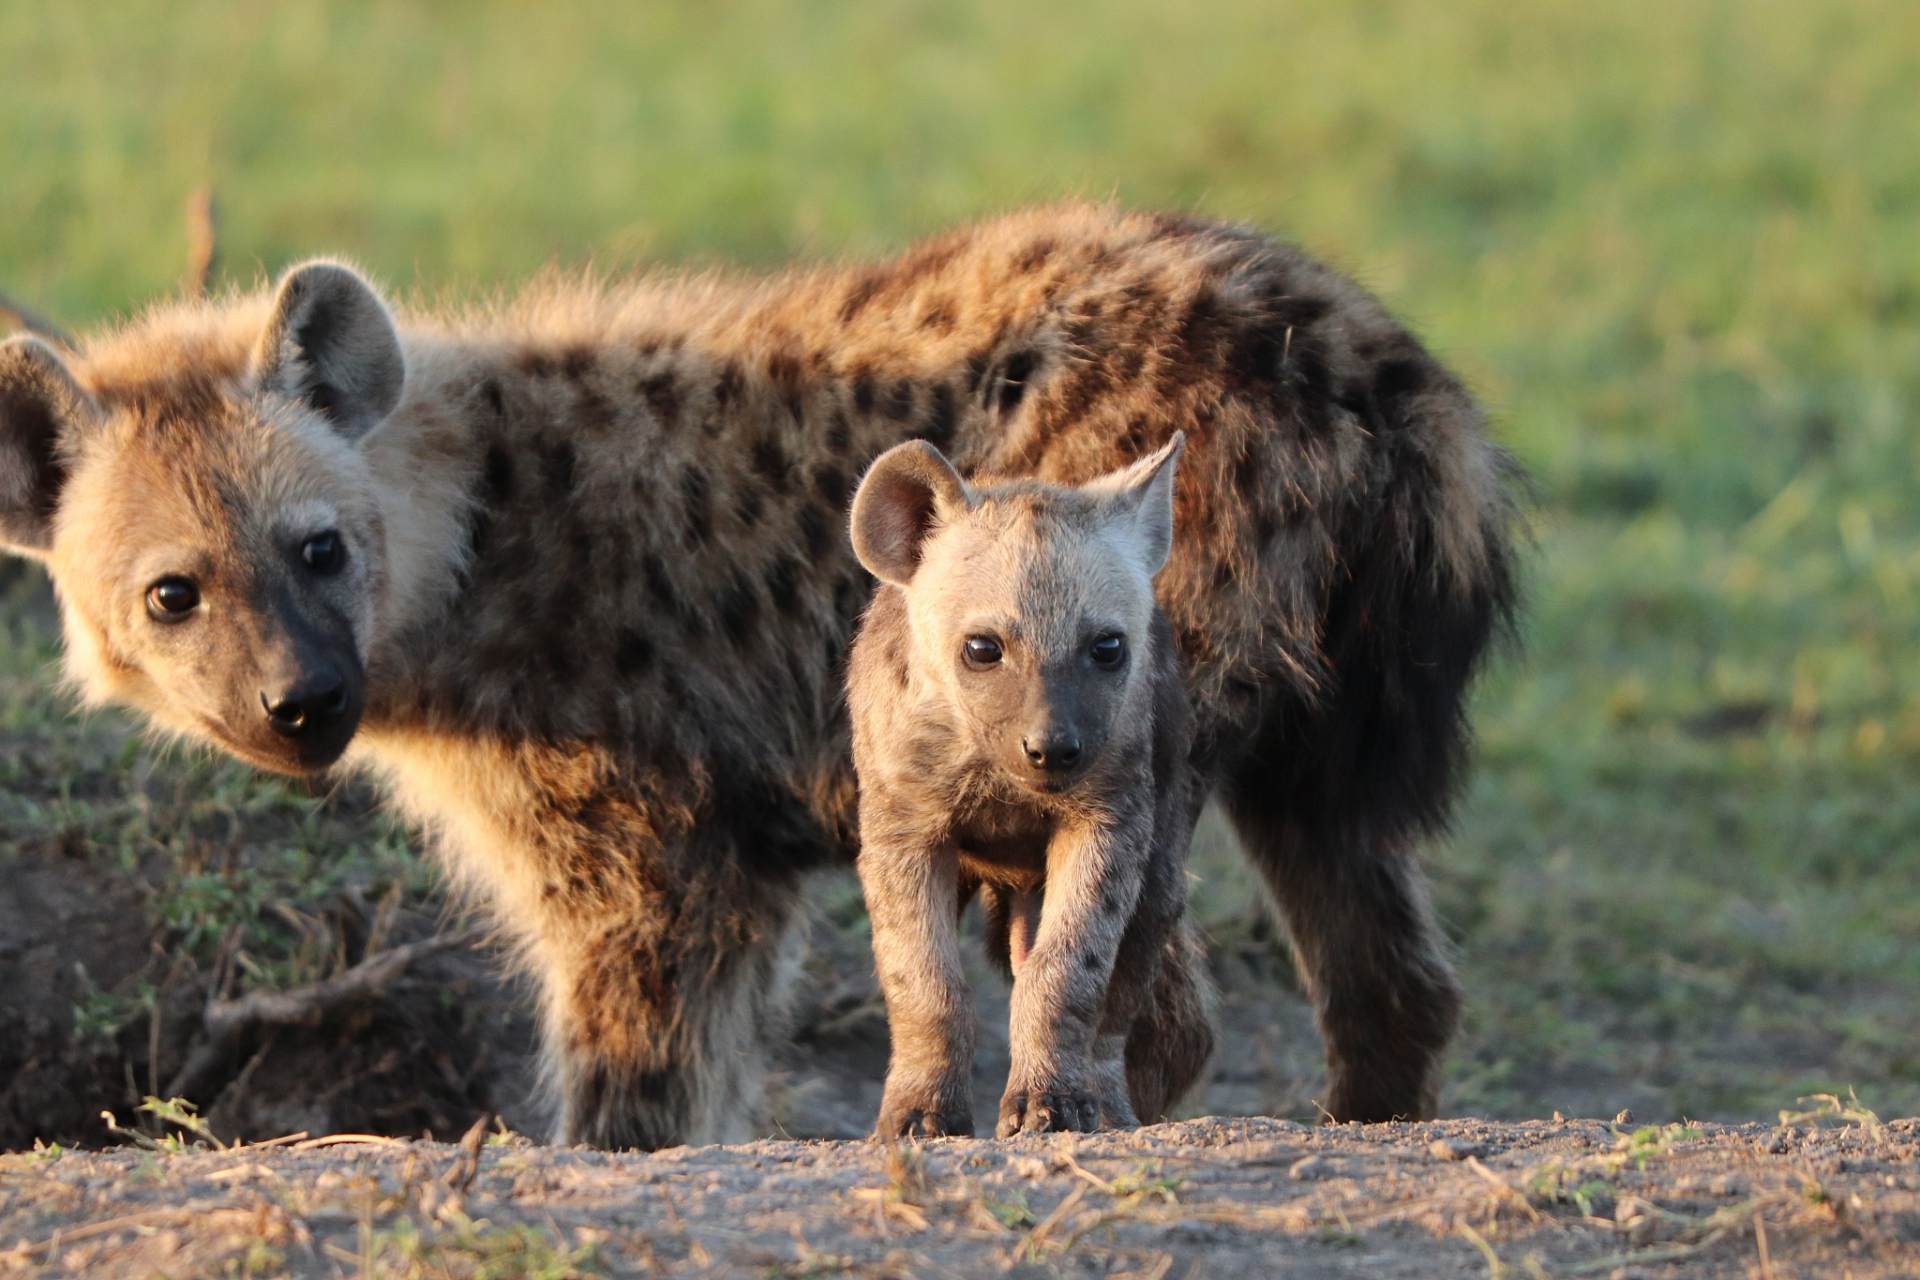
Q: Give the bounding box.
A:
[1124,920,1216,1123]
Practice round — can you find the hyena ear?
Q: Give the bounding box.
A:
[850,440,971,587]
[1088,431,1185,574]
[0,335,99,556]
[252,261,405,442]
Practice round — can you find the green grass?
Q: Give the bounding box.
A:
[4,0,1920,1122]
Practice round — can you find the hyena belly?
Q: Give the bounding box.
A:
[0,203,1515,1146]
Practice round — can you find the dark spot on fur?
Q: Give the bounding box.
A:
[965,351,991,392]
[716,571,761,647]
[518,351,557,378]
[826,410,851,454]
[853,376,876,415]
[1015,239,1056,273]
[640,373,681,428]
[714,363,744,409]
[681,467,713,547]
[479,380,505,417]
[541,441,577,494]
[562,347,595,381]
[615,629,655,677]
[1373,357,1430,419]
[796,504,832,558]
[919,383,957,447]
[751,436,792,493]
[766,556,802,615]
[1275,294,1334,328]
[998,350,1036,414]
[838,273,885,324]
[481,443,515,507]
[643,554,682,614]
[885,381,916,421]
[813,465,847,510]
[735,485,765,528]
[918,301,955,333]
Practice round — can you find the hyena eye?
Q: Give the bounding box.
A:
[146,577,200,619]
[963,636,1004,667]
[301,531,347,575]
[1090,634,1127,668]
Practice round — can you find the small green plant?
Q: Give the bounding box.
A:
[980,1190,1037,1230]
[70,964,142,1043]
[1107,1162,1182,1207]
[1779,1089,1881,1132]
[1524,1158,1616,1216]
[101,1095,225,1153]
[346,1214,602,1280]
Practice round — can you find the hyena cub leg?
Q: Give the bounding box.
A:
[858,817,977,1138]
[846,431,1193,1138]
[1000,812,1154,1135]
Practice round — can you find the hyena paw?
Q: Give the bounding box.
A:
[995,1087,1102,1137]
[874,1099,973,1139]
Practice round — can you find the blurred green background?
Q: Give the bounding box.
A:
[4,0,1920,1122]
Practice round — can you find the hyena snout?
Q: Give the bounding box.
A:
[261,668,352,739]
[244,641,366,772]
[1020,725,1082,773]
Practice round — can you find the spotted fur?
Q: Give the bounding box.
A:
[0,204,1517,1146]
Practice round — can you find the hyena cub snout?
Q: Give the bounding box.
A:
[848,432,1211,1138]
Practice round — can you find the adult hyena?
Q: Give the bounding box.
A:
[0,205,1516,1147]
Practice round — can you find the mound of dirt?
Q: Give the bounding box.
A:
[4,1115,1916,1278]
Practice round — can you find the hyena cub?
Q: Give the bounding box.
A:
[847,432,1210,1137]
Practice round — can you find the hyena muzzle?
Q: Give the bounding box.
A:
[0,204,1516,1146]
[848,434,1210,1138]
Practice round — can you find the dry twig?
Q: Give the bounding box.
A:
[165,927,485,1100]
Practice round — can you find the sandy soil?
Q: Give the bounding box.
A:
[3,1114,1917,1278]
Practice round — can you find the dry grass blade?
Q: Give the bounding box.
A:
[183,186,218,298]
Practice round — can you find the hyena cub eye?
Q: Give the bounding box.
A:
[300,531,347,575]
[1090,633,1127,669]
[963,635,1004,668]
[146,577,200,620]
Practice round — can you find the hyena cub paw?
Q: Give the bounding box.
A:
[875,1098,974,1139]
[996,1086,1103,1137]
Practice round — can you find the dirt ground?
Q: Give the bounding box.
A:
[5,1113,1918,1278]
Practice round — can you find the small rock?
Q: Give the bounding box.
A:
[1427,1139,1485,1161]
[1288,1155,1329,1180]
[1615,1109,1634,1125]
[1010,1157,1047,1179]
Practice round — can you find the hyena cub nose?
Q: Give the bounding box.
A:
[261,676,351,737]
[848,432,1213,1138]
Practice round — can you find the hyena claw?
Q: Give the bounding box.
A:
[996,1089,1103,1137]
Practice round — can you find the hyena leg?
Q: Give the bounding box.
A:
[541,847,805,1150]
[860,820,976,1139]
[1220,801,1460,1123]
[1122,922,1216,1124]
[1000,811,1151,1137]
[1086,805,1194,1127]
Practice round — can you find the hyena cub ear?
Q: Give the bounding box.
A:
[1086,431,1185,575]
[850,439,973,586]
[0,335,100,556]
[251,261,406,441]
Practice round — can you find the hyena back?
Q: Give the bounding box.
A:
[0,204,1516,1145]
[847,434,1209,1137]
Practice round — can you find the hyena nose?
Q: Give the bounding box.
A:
[1022,732,1083,772]
[262,679,350,738]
